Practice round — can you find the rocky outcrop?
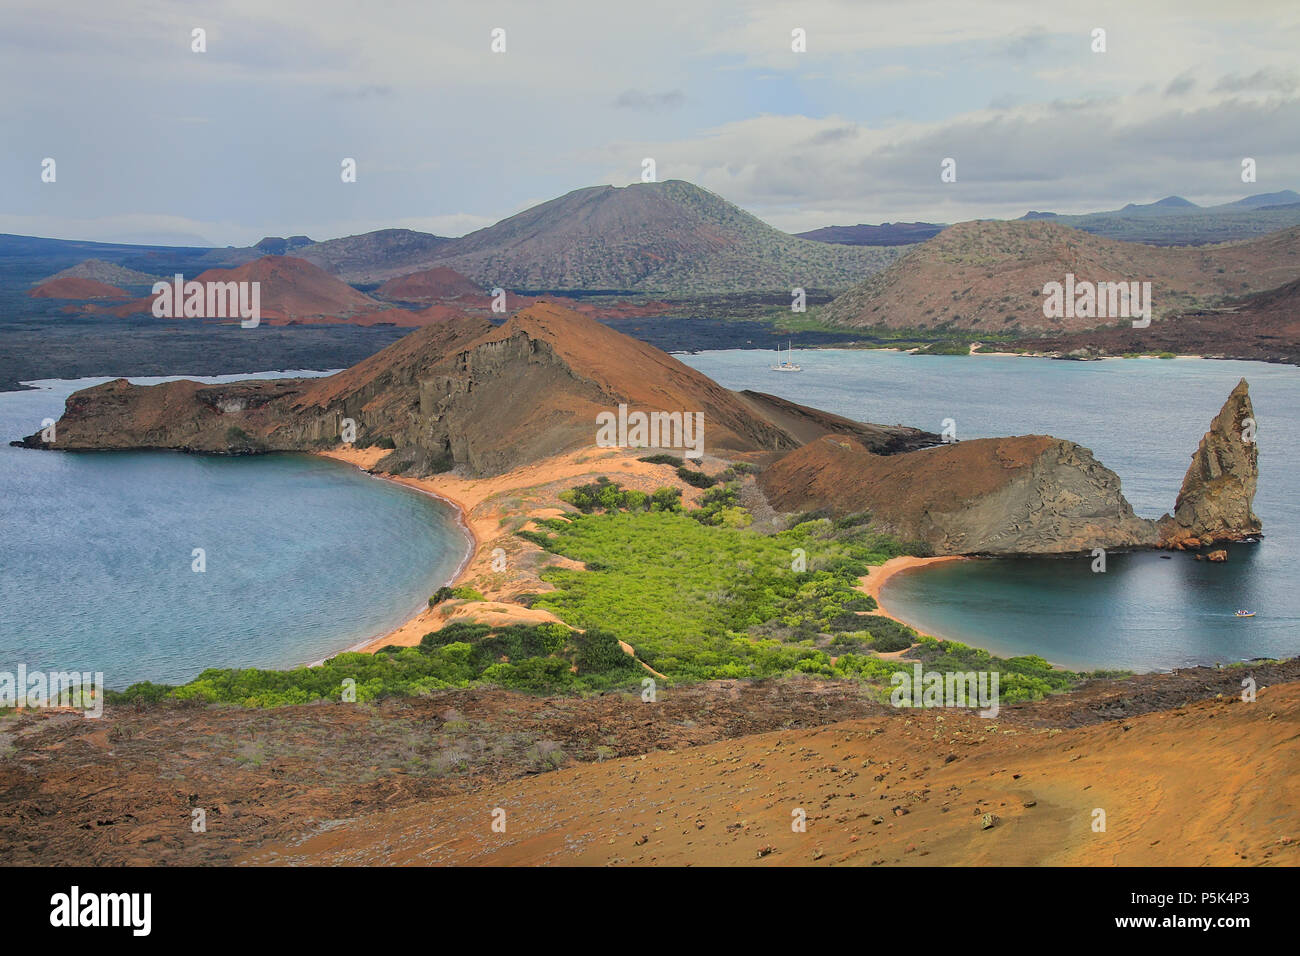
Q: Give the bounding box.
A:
[16,301,1259,557]
[735,390,938,455]
[1158,378,1261,547]
[14,302,936,477]
[759,434,1158,555]
[11,316,494,456]
[759,380,1262,555]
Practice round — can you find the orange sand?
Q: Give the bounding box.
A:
[858,555,966,627]
[318,445,704,654]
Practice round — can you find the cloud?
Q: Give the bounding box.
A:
[335,84,394,99]
[1213,69,1299,94]
[994,27,1051,61]
[612,89,686,112]
[592,84,1300,231]
[4,0,1300,243]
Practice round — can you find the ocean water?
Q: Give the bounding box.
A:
[0,374,470,688]
[680,349,1300,672]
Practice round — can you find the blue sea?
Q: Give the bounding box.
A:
[3,353,1295,682]
[0,373,470,688]
[680,349,1300,672]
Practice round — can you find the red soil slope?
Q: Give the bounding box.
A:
[104,256,389,323]
[28,277,128,299]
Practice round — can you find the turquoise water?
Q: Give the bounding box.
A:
[680,350,1300,672]
[0,374,470,688]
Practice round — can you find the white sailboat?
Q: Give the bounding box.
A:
[770,340,802,372]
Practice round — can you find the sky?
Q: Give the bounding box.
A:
[3,0,1299,246]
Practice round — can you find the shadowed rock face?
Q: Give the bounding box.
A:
[759,381,1261,556]
[760,434,1158,554]
[13,302,935,477]
[1159,378,1261,547]
[13,302,1260,556]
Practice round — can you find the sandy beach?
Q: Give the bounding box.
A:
[318,445,707,654]
[321,446,969,657]
[858,554,967,629]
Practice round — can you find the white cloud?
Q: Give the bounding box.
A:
[2,0,1298,242]
[591,79,1300,230]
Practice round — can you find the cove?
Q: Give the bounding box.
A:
[0,373,470,688]
[679,349,1300,672]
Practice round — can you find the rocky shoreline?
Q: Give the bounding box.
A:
[15,305,1262,562]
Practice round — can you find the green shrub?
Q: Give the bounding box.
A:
[107,621,646,707]
[676,466,718,489]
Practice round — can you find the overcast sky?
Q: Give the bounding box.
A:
[4,0,1299,246]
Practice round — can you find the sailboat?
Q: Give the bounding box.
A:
[770,340,802,372]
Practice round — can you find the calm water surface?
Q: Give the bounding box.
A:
[681,349,1299,672]
[0,373,469,687]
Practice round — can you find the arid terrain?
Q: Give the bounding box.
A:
[820,220,1300,333]
[1013,278,1300,365]
[2,661,1296,866]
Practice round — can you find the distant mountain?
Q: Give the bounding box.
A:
[1223,190,1300,209]
[254,236,315,256]
[375,266,483,301]
[294,229,454,283]
[36,258,159,287]
[798,192,1300,248]
[377,181,900,294]
[106,256,391,324]
[1019,196,1201,220]
[819,219,1300,333]
[1116,195,1199,215]
[794,222,946,246]
[28,277,129,300]
[1013,191,1300,245]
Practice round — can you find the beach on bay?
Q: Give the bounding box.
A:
[320,445,712,655]
[858,555,967,630]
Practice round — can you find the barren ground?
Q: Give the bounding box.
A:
[2,660,1296,867]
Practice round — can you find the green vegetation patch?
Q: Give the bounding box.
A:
[527,510,918,681]
[107,480,1122,709]
[429,585,486,606]
[558,477,681,515]
[108,622,643,707]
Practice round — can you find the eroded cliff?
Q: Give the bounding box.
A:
[758,381,1261,555]
[15,302,935,477]
[1158,378,1261,547]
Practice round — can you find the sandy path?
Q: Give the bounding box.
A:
[318,445,703,654]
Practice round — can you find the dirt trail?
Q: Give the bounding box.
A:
[319,445,707,652]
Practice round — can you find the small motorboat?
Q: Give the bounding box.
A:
[1234,610,1256,618]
